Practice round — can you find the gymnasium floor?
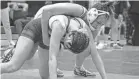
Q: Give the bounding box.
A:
[1,34,139,79]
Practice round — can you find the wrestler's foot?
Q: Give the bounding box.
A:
[74,66,96,77]
[117,43,124,47]
[113,43,122,49]
[96,42,105,49]
[57,68,64,77]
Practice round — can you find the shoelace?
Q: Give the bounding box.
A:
[80,67,92,74]
[74,67,92,77]
[1,48,14,63]
[1,52,13,63]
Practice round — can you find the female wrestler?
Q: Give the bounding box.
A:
[1,15,90,79]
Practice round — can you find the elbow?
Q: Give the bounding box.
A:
[43,6,54,14]
[43,9,52,15]
[42,9,51,18]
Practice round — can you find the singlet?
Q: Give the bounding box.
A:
[47,15,84,49]
[48,15,84,37]
[38,15,84,49]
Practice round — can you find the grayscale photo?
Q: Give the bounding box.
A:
[0,0,139,79]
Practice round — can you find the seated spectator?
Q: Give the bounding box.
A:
[1,1,15,49]
[9,1,32,35]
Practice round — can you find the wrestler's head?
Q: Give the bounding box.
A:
[64,29,89,54]
[87,2,114,30]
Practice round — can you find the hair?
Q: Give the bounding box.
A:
[68,30,89,54]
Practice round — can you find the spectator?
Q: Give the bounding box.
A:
[1,1,15,49]
[9,1,31,35]
[128,1,139,46]
[108,1,129,48]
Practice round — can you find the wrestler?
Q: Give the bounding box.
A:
[39,2,113,79]
[1,15,90,79]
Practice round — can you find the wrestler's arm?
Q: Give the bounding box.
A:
[34,6,45,19]
[41,3,87,45]
[1,36,35,74]
[49,20,66,79]
[88,29,107,79]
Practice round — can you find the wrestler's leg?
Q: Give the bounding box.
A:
[74,46,96,77]
[75,47,90,67]
[1,42,38,63]
[38,46,49,79]
[1,36,35,74]
[110,17,122,49]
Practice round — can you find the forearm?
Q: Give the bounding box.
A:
[93,54,107,79]
[43,3,87,17]
[49,56,57,79]
[42,3,88,24]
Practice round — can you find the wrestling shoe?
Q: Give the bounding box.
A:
[1,47,15,63]
[117,43,124,47]
[74,66,96,77]
[57,68,64,77]
[113,43,122,49]
[96,42,105,49]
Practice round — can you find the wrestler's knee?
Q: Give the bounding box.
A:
[11,64,21,72]
[6,62,21,73]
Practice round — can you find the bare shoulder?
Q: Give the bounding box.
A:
[50,15,68,20]
[49,15,68,30]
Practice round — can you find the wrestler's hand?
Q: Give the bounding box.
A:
[64,41,71,49]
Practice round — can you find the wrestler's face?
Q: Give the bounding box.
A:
[63,32,73,49]
[63,28,88,50]
[63,20,80,49]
